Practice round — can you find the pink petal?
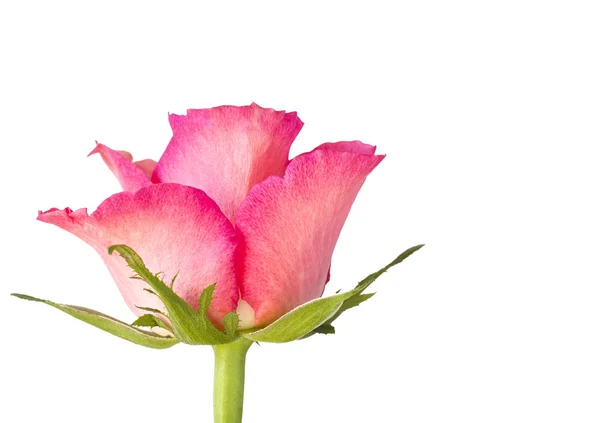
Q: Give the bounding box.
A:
[133,159,158,179]
[236,142,385,327]
[89,143,153,192]
[153,103,303,223]
[312,140,377,155]
[38,183,239,325]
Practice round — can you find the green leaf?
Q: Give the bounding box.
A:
[11,293,179,349]
[131,314,172,332]
[313,244,424,335]
[108,245,238,345]
[242,290,356,343]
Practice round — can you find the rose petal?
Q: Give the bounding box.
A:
[38,183,239,325]
[153,103,303,223]
[313,140,377,155]
[89,143,153,192]
[236,142,384,327]
[133,159,158,179]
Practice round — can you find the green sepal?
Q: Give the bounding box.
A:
[131,314,172,332]
[223,312,240,337]
[11,293,178,349]
[323,293,375,326]
[352,244,425,296]
[108,244,239,345]
[247,244,424,342]
[312,323,336,335]
[336,292,376,314]
[198,283,216,314]
[135,306,167,316]
[241,290,356,343]
[313,243,425,334]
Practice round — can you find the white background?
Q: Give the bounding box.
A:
[1,1,599,422]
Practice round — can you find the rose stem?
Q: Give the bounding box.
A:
[212,337,253,423]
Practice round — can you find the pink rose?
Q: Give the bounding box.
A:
[39,103,384,329]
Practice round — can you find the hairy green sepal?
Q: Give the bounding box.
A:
[108,245,239,345]
[242,244,424,342]
[13,244,421,347]
[131,314,172,331]
[320,244,425,330]
[242,290,357,343]
[11,294,178,349]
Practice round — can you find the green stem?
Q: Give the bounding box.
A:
[212,337,253,423]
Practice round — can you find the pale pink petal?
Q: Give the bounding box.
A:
[38,183,239,325]
[134,159,157,179]
[117,150,133,161]
[298,141,378,287]
[236,143,385,327]
[153,103,303,223]
[89,143,153,192]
